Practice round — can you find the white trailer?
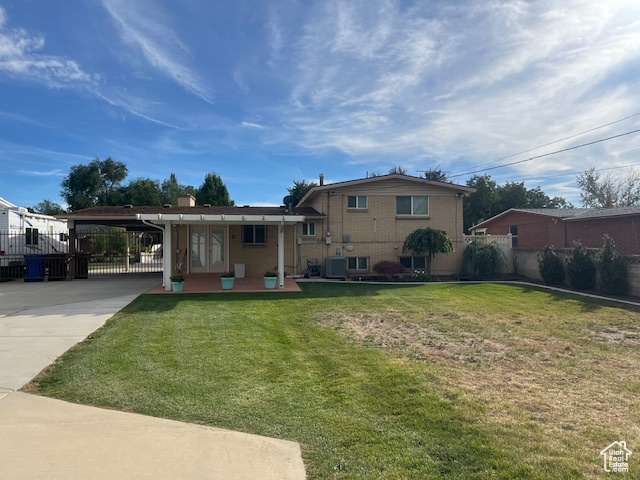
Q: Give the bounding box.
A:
[0,197,68,268]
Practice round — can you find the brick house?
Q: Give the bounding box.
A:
[296,174,474,276]
[469,207,640,254]
[62,174,475,289]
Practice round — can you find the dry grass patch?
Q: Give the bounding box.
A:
[314,284,640,479]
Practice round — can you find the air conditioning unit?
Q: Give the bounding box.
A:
[324,256,347,279]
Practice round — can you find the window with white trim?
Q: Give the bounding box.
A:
[399,256,426,269]
[242,225,267,244]
[396,196,429,215]
[302,222,316,236]
[347,195,368,209]
[347,256,369,271]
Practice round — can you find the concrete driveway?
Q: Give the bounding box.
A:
[0,276,306,479]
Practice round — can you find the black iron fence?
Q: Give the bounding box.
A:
[0,229,163,280]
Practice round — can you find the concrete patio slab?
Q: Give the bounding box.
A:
[0,392,305,480]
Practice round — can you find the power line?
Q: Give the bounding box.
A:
[514,162,640,182]
[448,128,640,179]
[447,111,640,175]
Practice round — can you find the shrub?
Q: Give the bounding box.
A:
[538,246,565,285]
[373,261,405,278]
[403,228,453,274]
[461,239,505,280]
[566,242,596,290]
[597,235,629,295]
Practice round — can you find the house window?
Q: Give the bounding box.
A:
[25,228,39,245]
[347,195,368,209]
[347,256,369,271]
[509,225,518,248]
[396,196,429,215]
[399,256,426,270]
[302,222,316,236]
[243,225,267,244]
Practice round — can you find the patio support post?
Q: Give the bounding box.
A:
[163,222,171,290]
[124,232,130,272]
[278,222,285,288]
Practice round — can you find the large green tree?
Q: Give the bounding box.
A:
[161,173,197,205]
[463,175,571,231]
[30,199,66,216]
[402,228,453,275]
[121,178,164,206]
[61,157,128,211]
[195,173,234,206]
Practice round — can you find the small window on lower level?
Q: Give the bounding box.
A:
[347,256,369,271]
[302,222,316,236]
[399,256,426,269]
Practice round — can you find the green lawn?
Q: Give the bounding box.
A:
[29,283,640,479]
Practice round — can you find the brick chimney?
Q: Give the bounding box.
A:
[178,194,196,207]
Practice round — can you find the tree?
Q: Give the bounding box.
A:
[30,199,65,216]
[576,167,640,208]
[423,167,448,182]
[287,180,317,206]
[61,157,128,211]
[388,166,408,175]
[402,228,453,275]
[161,173,196,205]
[161,173,181,206]
[195,173,234,206]
[464,175,500,231]
[463,174,572,231]
[121,178,164,206]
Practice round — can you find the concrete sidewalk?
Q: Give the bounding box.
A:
[0,276,306,479]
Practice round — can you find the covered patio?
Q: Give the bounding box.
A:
[146,274,301,294]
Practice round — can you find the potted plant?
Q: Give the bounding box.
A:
[220,271,235,290]
[264,271,278,289]
[170,274,185,293]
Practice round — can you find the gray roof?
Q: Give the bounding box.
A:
[513,206,640,220]
[472,205,640,230]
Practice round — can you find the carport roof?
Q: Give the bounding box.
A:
[59,205,323,229]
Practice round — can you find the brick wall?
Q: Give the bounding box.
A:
[565,217,640,254]
[480,211,565,248]
[298,190,464,275]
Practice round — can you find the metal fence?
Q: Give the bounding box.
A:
[76,229,163,276]
[0,229,163,280]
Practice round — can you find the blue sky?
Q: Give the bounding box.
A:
[1,0,640,208]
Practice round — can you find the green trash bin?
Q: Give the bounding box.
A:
[75,252,91,279]
[46,254,68,281]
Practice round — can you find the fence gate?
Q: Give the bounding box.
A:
[0,229,163,280]
[76,229,163,276]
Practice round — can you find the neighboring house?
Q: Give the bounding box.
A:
[469,206,640,254]
[60,174,475,289]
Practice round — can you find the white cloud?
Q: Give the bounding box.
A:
[0,6,94,86]
[19,169,66,177]
[101,0,212,103]
[264,0,640,192]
